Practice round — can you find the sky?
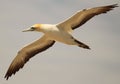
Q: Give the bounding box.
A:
[0,0,120,84]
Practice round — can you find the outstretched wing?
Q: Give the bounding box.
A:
[5,35,55,80]
[57,4,118,31]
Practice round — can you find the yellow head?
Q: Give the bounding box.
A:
[22,24,42,32]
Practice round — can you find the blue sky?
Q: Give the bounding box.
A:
[0,0,120,84]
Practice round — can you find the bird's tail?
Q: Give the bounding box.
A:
[74,39,90,49]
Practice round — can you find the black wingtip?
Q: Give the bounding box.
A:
[104,4,119,10]
[107,4,119,8]
[4,72,11,80]
[4,75,9,80]
[111,4,119,7]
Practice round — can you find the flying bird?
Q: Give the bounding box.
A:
[5,4,118,80]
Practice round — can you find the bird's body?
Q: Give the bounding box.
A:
[5,4,118,80]
[39,24,70,43]
[30,24,85,46]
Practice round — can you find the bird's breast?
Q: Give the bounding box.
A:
[41,25,72,44]
[46,30,72,44]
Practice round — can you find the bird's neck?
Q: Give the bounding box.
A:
[40,24,56,33]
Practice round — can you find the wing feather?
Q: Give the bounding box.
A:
[57,4,118,30]
[5,35,55,80]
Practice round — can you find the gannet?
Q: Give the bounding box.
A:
[5,4,118,80]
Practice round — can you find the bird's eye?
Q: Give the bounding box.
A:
[31,27,35,30]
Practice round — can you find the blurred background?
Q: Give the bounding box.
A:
[0,0,120,84]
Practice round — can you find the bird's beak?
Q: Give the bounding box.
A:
[22,28,34,32]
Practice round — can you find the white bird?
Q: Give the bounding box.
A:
[5,4,118,80]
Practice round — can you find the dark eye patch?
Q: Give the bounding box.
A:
[31,27,35,29]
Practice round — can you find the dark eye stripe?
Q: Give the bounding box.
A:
[31,27,35,29]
